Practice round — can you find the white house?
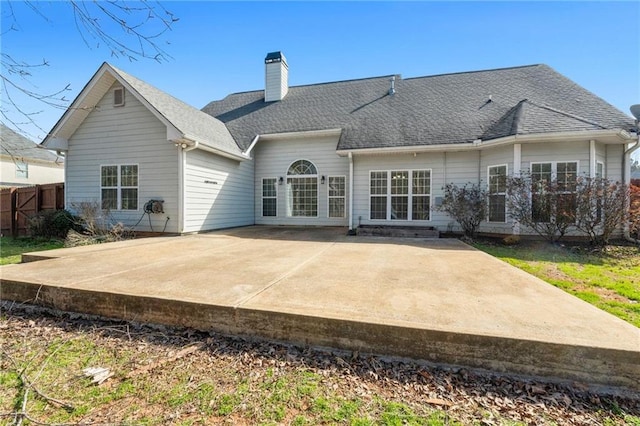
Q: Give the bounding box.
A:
[42,52,638,236]
[1,125,64,187]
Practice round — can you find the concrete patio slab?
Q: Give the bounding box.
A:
[1,226,639,392]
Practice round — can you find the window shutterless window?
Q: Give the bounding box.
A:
[488,165,507,222]
[16,161,28,179]
[530,161,577,223]
[286,160,318,217]
[328,176,346,218]
[101,165,138,210]
[369,170,431,221]
[262,178,277,217]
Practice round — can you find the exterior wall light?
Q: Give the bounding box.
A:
[321,175,325,184]
[278,176,284,185]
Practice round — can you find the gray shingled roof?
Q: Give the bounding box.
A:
[109,65,242,157]
[202,64,634,152]
[1,124,62,163]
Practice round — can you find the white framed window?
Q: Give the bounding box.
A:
[262,177,277,217]
[488,165,507,222]
[16,161,28,179]
[286,159,318,217]
[530,161,578,223]
[113,87,125,107]
[596,161,604,179]
[101,164,138,210]
[369,169,431,221]
[328,176,346,218]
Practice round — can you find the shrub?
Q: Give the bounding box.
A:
[574,177,628,245]
[438,182,487,238]
[505,173,575,243]
[28,209,82,239]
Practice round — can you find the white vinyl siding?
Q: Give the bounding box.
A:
[65,82,179,232]
[253,135,348,226]
[183,149,254,232]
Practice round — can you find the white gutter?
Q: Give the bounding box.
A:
[623,134,640,244]
[258,128,342,141]
[175,138,249,161]
[348,152,354,231]
[336,129,634,157]
[243,135,260,156]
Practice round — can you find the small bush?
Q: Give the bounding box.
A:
[28,209,82,239]
[502,235,520,246]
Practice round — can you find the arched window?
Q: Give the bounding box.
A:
[286,159,318,217]
[287,160,317,176]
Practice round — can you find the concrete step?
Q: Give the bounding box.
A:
[357,225,440,238]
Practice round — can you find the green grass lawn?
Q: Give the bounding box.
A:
[0,236,64,265]
[473,240,640,328]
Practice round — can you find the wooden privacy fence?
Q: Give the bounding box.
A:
[0,183,64,237]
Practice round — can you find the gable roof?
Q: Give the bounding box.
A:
[202,64,635,152]
[1,124,62,164]
[43,63,243,159]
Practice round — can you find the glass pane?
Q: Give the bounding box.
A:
[557,162,577,192]
[262,198,276,216]
[412,196,430,220]
[101,166,117,187]
[412,170,430,195]
[390,171,408,195]
[391,196,408,220]
[287,160,317,175]
[262,178,277,197]
[328,176,345,197]
[287,177,317,216]
[489,166,507,193]
[121,188,138,210]
[101,188,117,210]
[370,172,387,195]
[532,193,551,223]
[329,198,345,218]
[370,196,387,220]
[121,165,138,187]
[489,194,506,222]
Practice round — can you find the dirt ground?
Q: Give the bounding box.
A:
[1,302,639,425]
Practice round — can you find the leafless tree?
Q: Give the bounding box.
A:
[1,0,178,137]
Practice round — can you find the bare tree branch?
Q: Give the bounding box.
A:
[0,0,178,138]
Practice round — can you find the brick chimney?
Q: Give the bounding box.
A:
[264,51,288,102]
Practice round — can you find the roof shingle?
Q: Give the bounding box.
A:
[202,64,634,152]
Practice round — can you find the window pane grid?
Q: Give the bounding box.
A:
[412,196,430,220]
[288,177,317,217]
[101,165,137,210]
[369,170,430,220]
[412,171,430,195]
[328,176,345,218]
[262,178,277,216]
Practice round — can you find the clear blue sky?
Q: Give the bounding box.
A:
[2,1,639,149]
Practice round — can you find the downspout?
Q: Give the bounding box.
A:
[623,136,640,243]
[175,140,197,234]
[348,152,354,232]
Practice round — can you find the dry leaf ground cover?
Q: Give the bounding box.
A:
[1,303,639,426]
[472,240,640,328]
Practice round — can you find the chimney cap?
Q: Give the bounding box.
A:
[265,51,287,64]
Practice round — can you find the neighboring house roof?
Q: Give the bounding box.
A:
[43,63,243,159]
[0,124,62,164]
[202,64,635,152]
